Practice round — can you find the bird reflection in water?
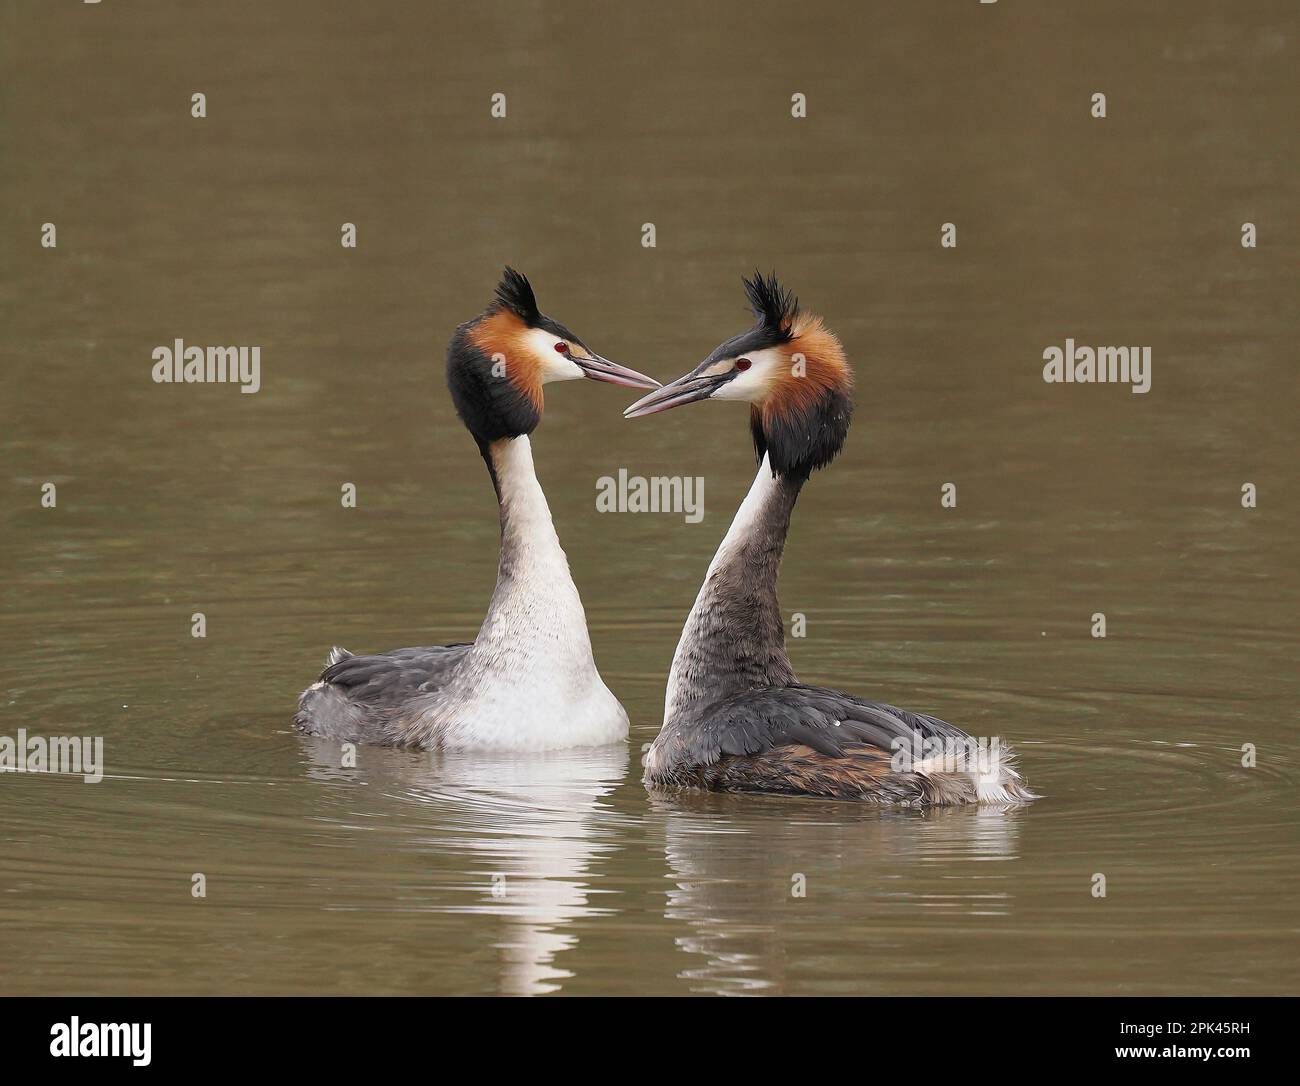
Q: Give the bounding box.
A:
[300,736,627,995]
[646,791,1024,995]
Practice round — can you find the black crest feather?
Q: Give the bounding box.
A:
[743,271,799,340]
[492,266,540,324]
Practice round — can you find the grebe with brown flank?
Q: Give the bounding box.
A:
[624,273,1035,805]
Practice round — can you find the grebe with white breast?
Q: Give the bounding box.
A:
[296,268,659,751]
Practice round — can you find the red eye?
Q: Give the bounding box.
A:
[554,341,569,354]
[735,357,752,372]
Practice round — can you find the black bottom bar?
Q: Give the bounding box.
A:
[2,996,1287,1072]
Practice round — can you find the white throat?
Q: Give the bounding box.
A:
[663,454,791,723]
[492,435,568,563]
[705,452,783,573]
[478,436,588,659]
[436,436,627,750]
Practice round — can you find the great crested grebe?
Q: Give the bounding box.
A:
[295,268,659,751]
[624,273,1035,805]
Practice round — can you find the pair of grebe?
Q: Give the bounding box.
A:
[296,269,1034,805]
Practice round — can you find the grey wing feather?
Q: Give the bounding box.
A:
[294,643,473,743]
[686,684,971,766]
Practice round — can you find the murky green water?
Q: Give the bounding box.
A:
[2,2,1297,995]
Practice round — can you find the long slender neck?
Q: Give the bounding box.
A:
[664,453,803,722]
[472,436,593,666]
[491,435,564,561]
